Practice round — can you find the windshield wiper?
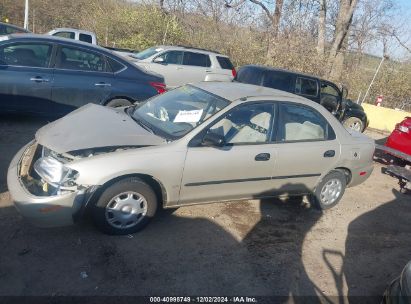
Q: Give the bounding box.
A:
[126,107,155,134]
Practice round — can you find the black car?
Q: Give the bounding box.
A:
[235,65,368,132]
[0,34,165,116]
[0,22,30,36]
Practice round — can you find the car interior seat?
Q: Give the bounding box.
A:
[229,112,271,143]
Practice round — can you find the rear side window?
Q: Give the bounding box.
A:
[107,57,125,73]
[0,43,52,68]
[263,72,293,92]
[279,103,333,142]
[56,46,105,72]
[53,31,75,40]
[235,67,263,86]
[183,52,211,67]
[296,77,318,97]
[216,56,234,70]
[79,33,93,44]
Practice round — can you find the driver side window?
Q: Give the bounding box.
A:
[208,103,274,145]
[155,51,183,65]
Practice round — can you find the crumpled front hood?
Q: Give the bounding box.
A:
[36,104,166,154]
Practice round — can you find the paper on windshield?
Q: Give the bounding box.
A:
[173,109,203,123]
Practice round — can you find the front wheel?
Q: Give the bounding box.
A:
[91,178,158,235]
[343,117,364,132]
[105,98,133,108]
[309,170,346,210]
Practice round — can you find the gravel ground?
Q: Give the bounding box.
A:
[0,116,410,302]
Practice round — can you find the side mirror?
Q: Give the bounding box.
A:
[202,132,225,147]
[153,57,165,64]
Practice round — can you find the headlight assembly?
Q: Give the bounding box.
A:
[34,156,78,187]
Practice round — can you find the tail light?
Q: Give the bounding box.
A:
[149,82,167,94]
[396,123,409,133]
[231,68,237,78]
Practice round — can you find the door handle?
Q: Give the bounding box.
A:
[255,153,271,161]
[205,70,212,73]
[95,82,111,87]
[30,77,49,83]
[324,150,335,158]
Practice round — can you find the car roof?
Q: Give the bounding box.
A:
[5,33,109,52]
[239,64,322,81]
[154,45,223,56]
[192,81,311,104]
[48,28,95,35]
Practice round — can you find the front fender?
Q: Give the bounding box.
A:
[66,147,186,205]
[343,107,367,123]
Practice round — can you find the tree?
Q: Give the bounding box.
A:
[326,0,358,81]
[316,0,327,57]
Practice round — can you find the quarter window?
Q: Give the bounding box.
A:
[0,43,52,68]
[107,57,125,73]
[295,77,318,97]
[56,46,105,72]
[216,56,234,70]
[209,103,274,144]
[183,52,211,67]
[79,33,93,44]
[279,103,331,142]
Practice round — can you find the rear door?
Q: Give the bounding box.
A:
[51,44,113,113]
[180,51,210,84]
[0,41,54,114]
[273,102,340,193]
[209,56,235,81]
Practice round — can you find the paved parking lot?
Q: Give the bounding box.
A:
[0,116,410,301]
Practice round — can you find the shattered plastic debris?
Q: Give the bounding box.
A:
[80,271,88,279]
[126,234,133,239]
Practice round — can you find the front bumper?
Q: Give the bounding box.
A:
[7,142,91,227]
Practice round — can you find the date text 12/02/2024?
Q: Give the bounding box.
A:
[149,297,257,303]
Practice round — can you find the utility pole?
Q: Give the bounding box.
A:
[24,0,29,30]
[361,55,388,105]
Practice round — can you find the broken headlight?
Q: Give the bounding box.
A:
[34,156,78,187]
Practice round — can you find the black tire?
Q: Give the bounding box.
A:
[91,178,157,235]
[309,170,346,210]
[105,98,133,108]
[343,117,364,132]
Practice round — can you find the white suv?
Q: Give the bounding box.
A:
[129,45,236,89]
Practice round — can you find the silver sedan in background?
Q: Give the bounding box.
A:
[7,82,375,235]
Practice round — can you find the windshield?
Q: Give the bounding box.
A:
[131,47,163,60]
[132,85,230,139]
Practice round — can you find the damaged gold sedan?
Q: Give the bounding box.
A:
[8,82,375,234]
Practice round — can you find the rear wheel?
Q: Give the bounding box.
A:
[310,170,346,210]
[91,178,157,235]
[105,98,133,108]
[343,117,364,132]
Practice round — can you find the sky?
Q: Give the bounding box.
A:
[372,0,411,60]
